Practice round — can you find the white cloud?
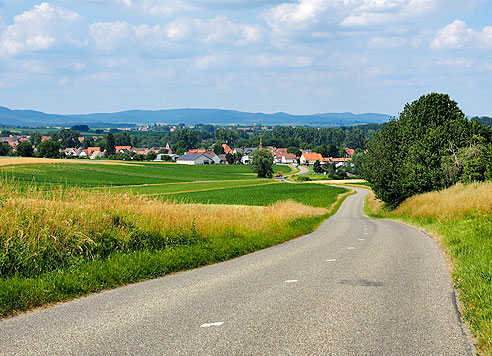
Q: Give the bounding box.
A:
[90,16,264,53]
[431,20,492,50]
[195,53,226,70]
[265,0,443,40]
[246,54,314,67]
[0,2,87,57]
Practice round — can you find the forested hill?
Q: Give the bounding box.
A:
[0,106,391,127]
[472,116,492,127]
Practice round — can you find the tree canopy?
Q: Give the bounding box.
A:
[249,149,274,178]
[361,93,492,208]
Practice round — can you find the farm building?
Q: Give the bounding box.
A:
[176,154,215,165]
[300,152,323,165]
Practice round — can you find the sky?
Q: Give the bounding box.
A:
[0,0,491,116]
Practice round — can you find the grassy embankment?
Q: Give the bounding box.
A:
[0,162,348,317]
[365,182,492,355]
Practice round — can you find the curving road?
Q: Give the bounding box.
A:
[0,187,473,355]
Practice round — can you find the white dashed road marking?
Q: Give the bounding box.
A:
[200,322,224,328]
[348,247,355,250]
[326,259,337,262]
[285,280,298,283]
[359,239,365,241]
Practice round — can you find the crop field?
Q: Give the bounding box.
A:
[101,179,277,196]
[165,183,348,207]
[0,161,350,317]
[0,161,293,188]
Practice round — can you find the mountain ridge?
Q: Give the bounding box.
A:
[0,106,392,127]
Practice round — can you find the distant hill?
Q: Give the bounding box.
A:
[0,106,392,127]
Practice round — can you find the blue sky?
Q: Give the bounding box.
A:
[0,0,491,116]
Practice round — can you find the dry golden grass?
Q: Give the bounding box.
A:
[366,192,385,215]
[0,157,135,167]
[393,182,492,221]
[0,183,328,258]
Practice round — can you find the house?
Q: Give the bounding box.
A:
[234,147,258,164]
[90,151,103,159]
[86,147,100,155]
[165,142,173,154]
[345,148,355,158]
[115,146,132,154]
[300,152,323,165]
[217,154,227,164]
[176,154,214,165]
[222,144,233,154]
[133,149,151,155]
[329,157,352,168]
[155,153,179,161]
[272,148,297,164]
[204,152,221,164]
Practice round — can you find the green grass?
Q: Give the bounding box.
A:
[0,214,329,317]
[100,179,275,195]
[365,197,492,355]
[164,182,348,207]
[0,182,350,317]
[0,162,293,189]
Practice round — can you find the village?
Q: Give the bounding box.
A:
[0,132,354,172]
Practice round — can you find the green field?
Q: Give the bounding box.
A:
[101,179,276,195]
[165,183,347,207]
[0,161,351,317]
[0,162,293,188]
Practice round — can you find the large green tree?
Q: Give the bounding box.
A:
[0,142,12,156]
[16,141,34,157]
[249,149,274,178]
[361,93,491,208]
[36,140,61,158]
[105,132,116,156]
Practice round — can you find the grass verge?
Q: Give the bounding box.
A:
[0,181,349,318]
[364,182,492,355]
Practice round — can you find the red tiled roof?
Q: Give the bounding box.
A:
[186,149,215,155]
[222,144,233,154]
[115,146,132,152]
[302,152,323,161]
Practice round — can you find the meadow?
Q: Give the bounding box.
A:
[166,183,348,207]
[0,161,287,187]
[0,160,350,316]
[366,182,492,355]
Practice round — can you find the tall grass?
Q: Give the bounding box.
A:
[0,179,327,278]
[365,181,492,355]
[393,182,492,221]
[0,178,344,317]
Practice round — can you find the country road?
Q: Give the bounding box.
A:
[0,187,473,355]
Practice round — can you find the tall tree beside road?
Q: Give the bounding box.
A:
[249,149,274,178]
[361,93,492,208]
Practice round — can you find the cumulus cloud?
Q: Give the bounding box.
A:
[90,16,263,52]
[83,0,282,14]
[265,0,443,40]
[431,20,492,50]
[0,2,87,56]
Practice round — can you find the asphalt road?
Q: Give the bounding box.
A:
[0,187,473,355]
